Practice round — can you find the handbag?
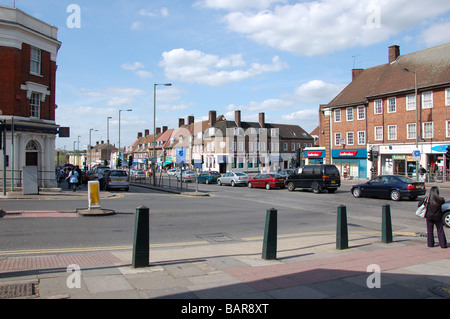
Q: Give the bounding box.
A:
[415,196,429,218]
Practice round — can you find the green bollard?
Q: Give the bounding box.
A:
[132,205,150,268]
[336,205,348,250]
[382,204,393,243]
[262,208,277,260]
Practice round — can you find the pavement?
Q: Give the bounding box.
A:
[0,180,449,304]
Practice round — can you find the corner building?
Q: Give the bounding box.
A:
[0,6,61,188]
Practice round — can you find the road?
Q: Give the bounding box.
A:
[0,181,448,256]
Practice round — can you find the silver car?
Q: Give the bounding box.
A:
[105,169,129,191]
[217,172,249,187]
[177,170,197,182]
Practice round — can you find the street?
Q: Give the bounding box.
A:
[0,181,448,256]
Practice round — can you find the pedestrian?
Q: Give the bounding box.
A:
[76,165,82,188]
[419,165,426,182]
[98,168,104,190]
[66,167,79,192]
[418,186,447,248]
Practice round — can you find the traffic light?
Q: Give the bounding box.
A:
[128,155,133,167]
[446,146,450,158]
[118,158,122,167]
[368,149,373,162]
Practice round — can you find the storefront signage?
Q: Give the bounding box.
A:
[306,151,323,157]
[339,151,358,157]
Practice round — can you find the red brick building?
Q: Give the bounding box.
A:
[0,6,61,188]
[319,43,450,179]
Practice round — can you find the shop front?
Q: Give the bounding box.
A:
[378,145,418,177]
[332,149,368,179]
[304,148,325,165]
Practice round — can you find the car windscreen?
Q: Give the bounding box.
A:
[235,172,247,176]
[109,171,127,177]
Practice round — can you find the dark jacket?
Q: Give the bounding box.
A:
[419,192,445,222]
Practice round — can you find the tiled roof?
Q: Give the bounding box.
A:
[328,43,450,108]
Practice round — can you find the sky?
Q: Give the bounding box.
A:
[2,0,450,151]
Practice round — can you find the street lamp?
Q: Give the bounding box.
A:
[118,109,132,164]
[403,68,419,181]
[89,128,98,169]
[153,83,172,181]
[107,116,112,167]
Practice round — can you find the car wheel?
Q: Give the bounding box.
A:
[248,182,252,188]
[443,211,450,228]
[205,179,209,184]
[218,180,222,186]
[231,180,236,187]
[352,188,361,198]
[287,182,295,192]
[265,183,271,190]
[312,182,321,194]
[390,190,401,201]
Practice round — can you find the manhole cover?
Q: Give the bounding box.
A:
[430,286,450,299]
[197,233,237,243]
[0,282,38,299]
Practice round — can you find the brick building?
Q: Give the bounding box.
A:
[319,43,450,179]
[0,6,61,188]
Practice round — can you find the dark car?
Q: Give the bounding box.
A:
[197,171,221,184]
[437,202,450,228]
[351,175,426,201]
[247,174,286,190]
[285,164,341,193]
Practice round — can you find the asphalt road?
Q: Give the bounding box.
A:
[0,182,448,255]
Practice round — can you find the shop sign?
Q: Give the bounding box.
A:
[306,151,323,157]
[338,151,358,157]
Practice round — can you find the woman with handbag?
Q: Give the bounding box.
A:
[419,186,447,248]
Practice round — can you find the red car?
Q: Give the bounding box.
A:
[247,174,286,190]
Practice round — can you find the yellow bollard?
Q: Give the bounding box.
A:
[88,181,101,210]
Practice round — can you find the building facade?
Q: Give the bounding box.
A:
[319,43,450,179]
[0,6,61,188]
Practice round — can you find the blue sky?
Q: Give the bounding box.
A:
[2,0,450,151]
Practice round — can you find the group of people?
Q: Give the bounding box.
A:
[57,165,83,192]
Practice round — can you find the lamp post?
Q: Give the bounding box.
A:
[107,116,112,167]
[403,68,419,181]
[153,83,172,183]
[119,109,132,165]
[89,128,98,169]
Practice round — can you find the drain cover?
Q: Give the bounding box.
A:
[430,286,450,299]
[197,233,236,243]
[0,282,38,299]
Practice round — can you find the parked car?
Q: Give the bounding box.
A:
[104,169,129,191]
[247,174,286,190]
[217,172,249,187]
[197,171,221,184]
[167,168,179,176]
[131,169,146,180]
[177,170,197,182]
[278,169,295,178]
[439,202,450,228]
[351,175,426,201]
[285,164,340,193]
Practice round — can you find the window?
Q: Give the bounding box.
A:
[406,94,416,111]
[347,132,354,145]
[291,143,295,151]
[346,107,353,121]
[388,125,397,140]
[374,100,383,114]
[446,89,450,106]
[334,109,341,122]
[358,131,366,145]
[284,143,288,151]
[375,126,383,141]
[357,106,365,120]
[30,47,41,75]
[422,91,433,109]
[387,97,396,113]
[335,133,342,146]
[407,123,416,140]
[423,122,434,139]
[30,93,41,118]
[447,121,450,138]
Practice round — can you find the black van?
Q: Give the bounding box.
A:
[285,164,341,193]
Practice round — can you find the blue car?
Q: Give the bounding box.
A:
[351,175,426,201]
[439,203,450,228]
[197,171,221,184]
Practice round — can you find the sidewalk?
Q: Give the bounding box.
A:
[0,232,449,300]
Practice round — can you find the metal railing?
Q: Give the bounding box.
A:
[0,169,59,191]
[129,173,194,192]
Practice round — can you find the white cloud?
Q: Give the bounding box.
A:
[294,80,346,103]
[81,87,147,107]
[206,0,450,56]
[121,62,153,79]
[160,48,288,86]
[195,0,286,11]
[420,20,450,47]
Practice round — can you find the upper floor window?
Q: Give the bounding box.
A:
[30,47,41,75]
[422,91,433,109]
[375,126,383,141]
[374,99,383,114]
[334,109,341,122]
[30,93,41,118]
[387,97,396,113]
[423,122,434,139]
[388,125,397,140]
[335,133,342,146]
[357,105,365,120]
[347,132,354,145]
[407,123,416,140]
[445,88,450,106]
[406,94,416,111]
[358,131,366,145]
[346,107,353,121]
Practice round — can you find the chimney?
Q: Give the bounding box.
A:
[179,118,185,128]
[352,69,364,81]
[137,132,143,139]
[144,129,149,136]
[156,127,161,135]
[389,45,400,63]
[259,112,265,128]
[188,116,194,126]
[162,126,168,132]
[235,110,241,127]
[209,110,217,127]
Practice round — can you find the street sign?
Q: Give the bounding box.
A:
[412,149,421,161]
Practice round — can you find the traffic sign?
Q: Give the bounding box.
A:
[412,149,421,161]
